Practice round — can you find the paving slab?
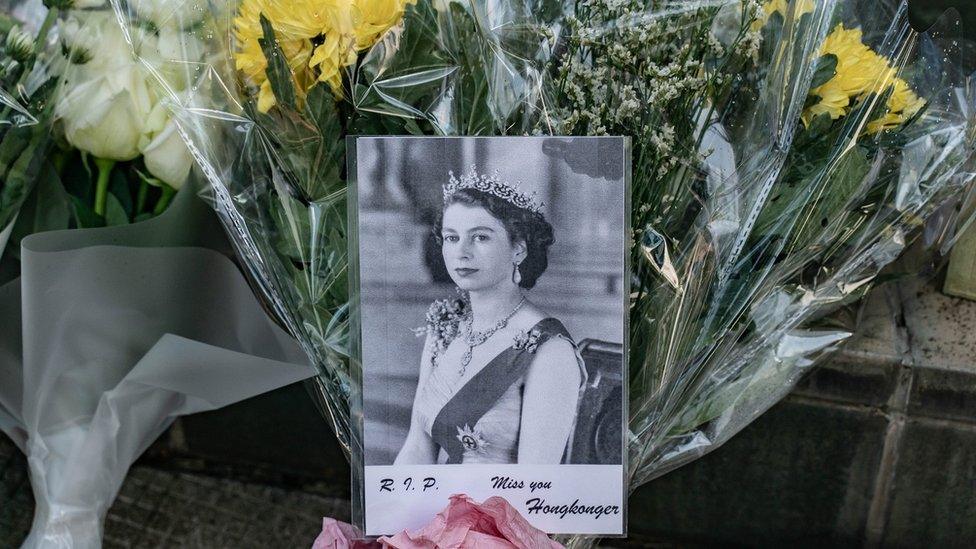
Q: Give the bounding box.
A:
[900,276,976,373]
[881,418,976,548]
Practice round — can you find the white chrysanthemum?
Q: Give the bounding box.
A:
[5,25,33,63]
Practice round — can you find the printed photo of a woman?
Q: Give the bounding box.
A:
[355,136,625,469]
[395,170,585,465]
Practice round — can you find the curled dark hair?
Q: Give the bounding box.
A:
[433,189,555,289]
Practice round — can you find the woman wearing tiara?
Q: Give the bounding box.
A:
[395,168,587,465]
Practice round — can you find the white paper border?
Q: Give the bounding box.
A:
[365,464,624,536]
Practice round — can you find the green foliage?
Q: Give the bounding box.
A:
[353,1,446,112]
[2,149,181,259]
[8,160,71,255]
[0,126,50,231]
[104,193,129,226]
[301,84,345,200]
[351,1,494,134]
[0,10,58,240]
[441,3,493,135]
[258,14,296,111]
[68,195,105,229]
[809,54,838,89]
[754,144,871,251]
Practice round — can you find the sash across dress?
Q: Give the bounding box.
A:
[415,317,587,464]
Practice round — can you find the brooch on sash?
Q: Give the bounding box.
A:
[456,424,489,454]
[513,328,543,353]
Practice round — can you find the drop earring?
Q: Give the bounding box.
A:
[512,262,522,285]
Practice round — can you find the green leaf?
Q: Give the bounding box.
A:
[391,1,443,75]
[0,127,31,181]
[668,378,749,436]
[809,54,838,89]
[109,165,134,219]
[802,93,821,111]
[258,14,296,111]
[353,1,459,124]
[105,193,129,226]
[60,152,95,202]
[373,66,459,91]
[303,84,345,198]
[270,193,312,261]
[306,83,340,138]
[804,112,833,140]
[790,145,871,250]
[403,118,424,136]
[535,0,564,23]
[0,126,49,230]
[8,161,70,258]
[68,195,105,229]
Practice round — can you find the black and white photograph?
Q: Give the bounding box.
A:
[351,137,629,535]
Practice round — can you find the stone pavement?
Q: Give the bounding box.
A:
[0,435,32,547]
[0,434,350,548]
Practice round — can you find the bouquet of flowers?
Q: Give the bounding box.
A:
[110,0,975,544]
[0,0,202,263]
[0,4,324,549]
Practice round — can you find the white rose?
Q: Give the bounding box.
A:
[56,65,155,161]
[129,0,206,29]
[141,25,205,90]
[138,103,193,189]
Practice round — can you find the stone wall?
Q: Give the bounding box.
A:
[625,272,976,546]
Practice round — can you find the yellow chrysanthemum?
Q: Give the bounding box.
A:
[802,24,925,134]
[803,25,888,122]
[865,76,926,134]
[234,0,416,112]
[751,0,815,31]
[234,0,324,111]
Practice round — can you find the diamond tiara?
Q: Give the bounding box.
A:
[442,167,543,214]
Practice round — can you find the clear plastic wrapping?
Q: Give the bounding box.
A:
[109,0,976,543]
[0,0,59,257]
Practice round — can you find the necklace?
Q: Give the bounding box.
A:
[458,297,526,376]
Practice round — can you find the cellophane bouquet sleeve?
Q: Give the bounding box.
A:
[110,0,976,544]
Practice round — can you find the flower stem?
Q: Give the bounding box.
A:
[51,149,66,175]
[153,185,176,216]
[135,178,149,217]
[93,157,115,217]
[33,7,58,59]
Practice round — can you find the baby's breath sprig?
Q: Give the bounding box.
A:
[546,0,762,360]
